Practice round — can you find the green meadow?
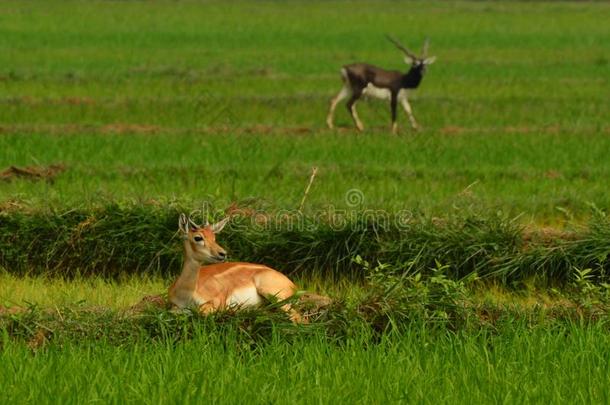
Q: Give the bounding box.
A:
[0,0,609,218]
[1,1,610,403]
[3,322,610,404]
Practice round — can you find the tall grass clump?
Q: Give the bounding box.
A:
[1,203,609,283]
[0,203,181,278]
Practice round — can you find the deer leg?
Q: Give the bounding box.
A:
[346,91,364,132]
[327,85,351,129]
[400,97,419,130]
[283,303,303,324]
[390,93,399,134]
[199,303,215,314]
[257,286,303,324]
[199,300,221,315]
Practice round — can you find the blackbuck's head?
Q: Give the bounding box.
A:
[386,35,436,73]
[178,214,230,264]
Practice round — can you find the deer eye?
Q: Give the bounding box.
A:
[193,236,204,242]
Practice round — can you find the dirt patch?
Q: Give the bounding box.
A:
[0,124,93,135]
[241,125,276,135]
[0,305,27,315]
[505,126,535,134]
[0,164,66,182]
[0,199,27,212]
[101,123,161,135]
[440,125,467,135]
[0,122,602,137]
[0,96,95,106]
[299,292,333,308]
[209,125,312,136]
[0,123,316,137]
[27,329,50,350]
[125,294,169,315]
[522,226,578,245]
[61,96,95,106]
[544,170,562,179]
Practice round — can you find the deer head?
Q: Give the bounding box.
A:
[178,214,229,264]
[385,35,436,71]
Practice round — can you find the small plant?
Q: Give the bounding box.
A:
[571,266,610,308]
[353,255,477,331]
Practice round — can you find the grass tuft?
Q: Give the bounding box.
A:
[2,204,609,283]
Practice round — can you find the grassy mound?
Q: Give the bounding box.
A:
[1,203,609,283]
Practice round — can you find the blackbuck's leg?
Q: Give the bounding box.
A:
[199,302,217,314]
[258,288,303,323]
[400,97,419,130]
[390,93,399,134]
[199,299,222,315]
[346,91,364,132]
[327,86,351,129]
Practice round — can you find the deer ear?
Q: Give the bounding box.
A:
[210,217,230,234]
[403,55,415,65]
[423,56,436,65]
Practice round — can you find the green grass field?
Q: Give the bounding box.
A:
[2,0,610,403]
[3,322,610,404]
[1,0,609,219]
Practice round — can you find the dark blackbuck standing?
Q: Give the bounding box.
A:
[326,35,436,134]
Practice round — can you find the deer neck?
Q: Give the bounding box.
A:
[403,68,423,89]
[175,250,201,296]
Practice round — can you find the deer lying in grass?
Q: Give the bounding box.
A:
[326,35,436,134]
[169,214,311,322]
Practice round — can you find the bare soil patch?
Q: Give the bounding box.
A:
[101,123,161,135]
[0,305,26,315]
[522,225,578,245]
[0,164,66,182]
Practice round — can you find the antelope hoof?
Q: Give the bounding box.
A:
[326,118,334,129]
[356,123,364,132]
[290,312,307,324]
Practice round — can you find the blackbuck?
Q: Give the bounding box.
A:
[168,214,303,322]
[326,35,436,134]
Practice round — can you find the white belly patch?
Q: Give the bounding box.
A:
[362,85,408,101]
[227,286,263,308]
